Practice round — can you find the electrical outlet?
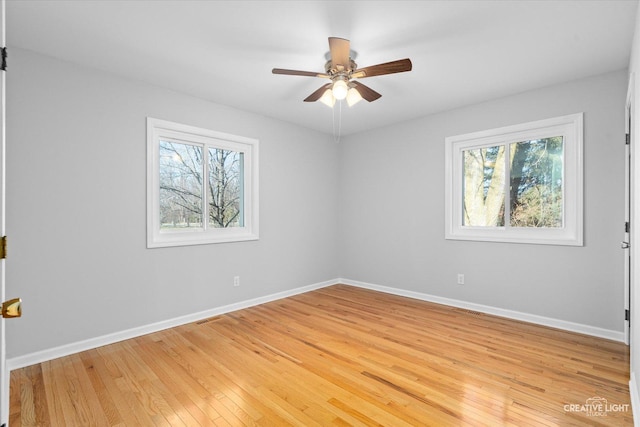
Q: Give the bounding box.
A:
[233,276,240,287]
[457,274,465,285]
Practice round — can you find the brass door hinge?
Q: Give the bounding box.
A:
[0,236,7,259]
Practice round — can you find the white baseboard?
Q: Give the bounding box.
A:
[7,279,336,371]
[339,278,626,343]
[631,372,640,426]
[7,277,625,371]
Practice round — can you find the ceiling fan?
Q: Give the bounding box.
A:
[272,37,412,107]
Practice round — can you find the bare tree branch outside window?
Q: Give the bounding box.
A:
[159,140,243,230]
[208,148,243,228]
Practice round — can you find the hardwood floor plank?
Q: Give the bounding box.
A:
[87,348,156,426]
[78,350,124,425]
[10,284,633,425]
[42,358,85,426]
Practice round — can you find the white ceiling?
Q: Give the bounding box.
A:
[7,0,639,136]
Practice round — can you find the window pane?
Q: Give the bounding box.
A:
[208,148,244,228]
[509,137,563,228]
[159,140,203,229]
[463,145,506,226]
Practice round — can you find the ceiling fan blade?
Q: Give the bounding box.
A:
[272,68,329,78]
[351,81,381,102]
[304,83,333,102]
[352,58,412,78]
[329,37,351,70]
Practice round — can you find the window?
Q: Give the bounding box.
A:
[445,113,583,246]
[147,118,259,248]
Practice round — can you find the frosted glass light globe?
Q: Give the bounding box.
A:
[332,80,348,100]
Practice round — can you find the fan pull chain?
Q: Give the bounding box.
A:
[332,100,342,143]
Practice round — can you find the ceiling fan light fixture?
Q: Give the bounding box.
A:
[346,87,362,107]
[273,37,412,109]
[319,89,336,108]
[332,79,348,100]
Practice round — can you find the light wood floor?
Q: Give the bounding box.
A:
[9,284,632,426]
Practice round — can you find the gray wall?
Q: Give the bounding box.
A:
[339,70,627,332]
[6,48,340,358]
[5,47,627,360]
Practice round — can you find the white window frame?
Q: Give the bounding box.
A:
[147,118,259,248]
[445,113,583,246]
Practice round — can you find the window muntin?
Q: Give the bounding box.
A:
[148,118,258,248]
[446,114,582,246]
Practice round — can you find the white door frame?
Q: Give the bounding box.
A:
[626,73,635,346]
[0,0,7,423]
